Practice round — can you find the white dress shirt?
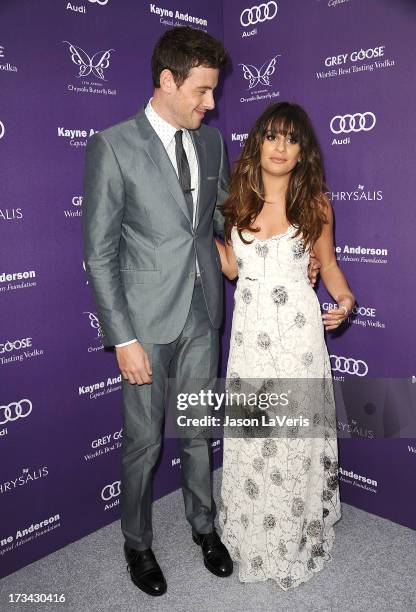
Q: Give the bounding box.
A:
[116,99,200,348]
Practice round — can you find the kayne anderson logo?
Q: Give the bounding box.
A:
[240,2,278,38]
[0,44,18,73]
[149,4,208,30]
[0,270,37,293]
[231,132,249,147]
[172,440,220,467]
[239,54,281,104]
[338,466,377,494]
[57,126,98,149]
[334,243,388,265]
[0,513,61,556]
[78,375,122,400]
[322,303,385,330]
[0,466,48,495]
[66,0,109,15]
[326,184,383,203]
[330,112,376,145]
[63,41,117,97]
[317,0,352,7]
[0,337,45,366]
[317,44,395,81]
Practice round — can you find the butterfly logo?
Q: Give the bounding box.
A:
[239,55,281,90]
[63,41,114,80]
[83,311,104,339]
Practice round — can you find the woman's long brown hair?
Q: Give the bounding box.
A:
[220,102,328,247]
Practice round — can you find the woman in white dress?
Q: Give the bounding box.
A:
[215,102,355,589]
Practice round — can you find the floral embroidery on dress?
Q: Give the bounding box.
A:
[219,225,341,590]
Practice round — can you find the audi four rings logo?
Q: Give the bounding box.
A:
[330,113,376,134]
[0,121,5,139]
[240,2,278,26]
[101,481,121,501]
[330,355,368,377]
[0,399,32,425]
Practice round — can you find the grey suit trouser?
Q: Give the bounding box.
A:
[120,279,219,551]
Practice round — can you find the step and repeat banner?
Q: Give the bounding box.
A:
[221,0,415,532]
[1,0,415,579]
[0,0,224,578]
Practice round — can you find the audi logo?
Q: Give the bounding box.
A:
[0,399,32,425]
[240,2,278,27]
[330,113,376,134]
[101,480,121,501]
[330,355,368,377]
[0,121,5,139]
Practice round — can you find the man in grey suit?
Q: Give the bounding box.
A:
[83,27,232,596]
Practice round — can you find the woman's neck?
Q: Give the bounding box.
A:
[262,172,289,207]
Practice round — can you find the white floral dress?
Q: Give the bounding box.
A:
[219,225,341,590]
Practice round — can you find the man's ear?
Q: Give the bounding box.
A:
[159,69,176,94]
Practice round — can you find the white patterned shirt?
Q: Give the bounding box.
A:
[116,99,200,348]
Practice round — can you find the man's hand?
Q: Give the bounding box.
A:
[115,341,152,385]
[308,249,321,287]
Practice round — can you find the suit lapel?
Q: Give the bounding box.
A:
[190,129,207,228]
[134,108,192,225]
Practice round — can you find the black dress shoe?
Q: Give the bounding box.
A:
[124,543,167,596]
[193,529,233,577]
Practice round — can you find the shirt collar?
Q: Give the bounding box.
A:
[145,98,189,149]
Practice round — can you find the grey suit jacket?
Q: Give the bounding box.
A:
[82,107,229,346]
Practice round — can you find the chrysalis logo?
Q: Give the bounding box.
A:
[63,41,114,80]
[239,55,281,89]
[0,121,5,139]
[83,311,104,339]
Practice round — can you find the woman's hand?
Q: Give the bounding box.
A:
[322,294,355,331]
[215,238,238,280]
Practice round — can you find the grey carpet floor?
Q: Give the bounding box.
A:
[1,468,415,612]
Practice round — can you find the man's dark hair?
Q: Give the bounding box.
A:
[151,26,227,88]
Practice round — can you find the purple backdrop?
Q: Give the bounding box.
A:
[221,0,416,532]
[1,0,415,579]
